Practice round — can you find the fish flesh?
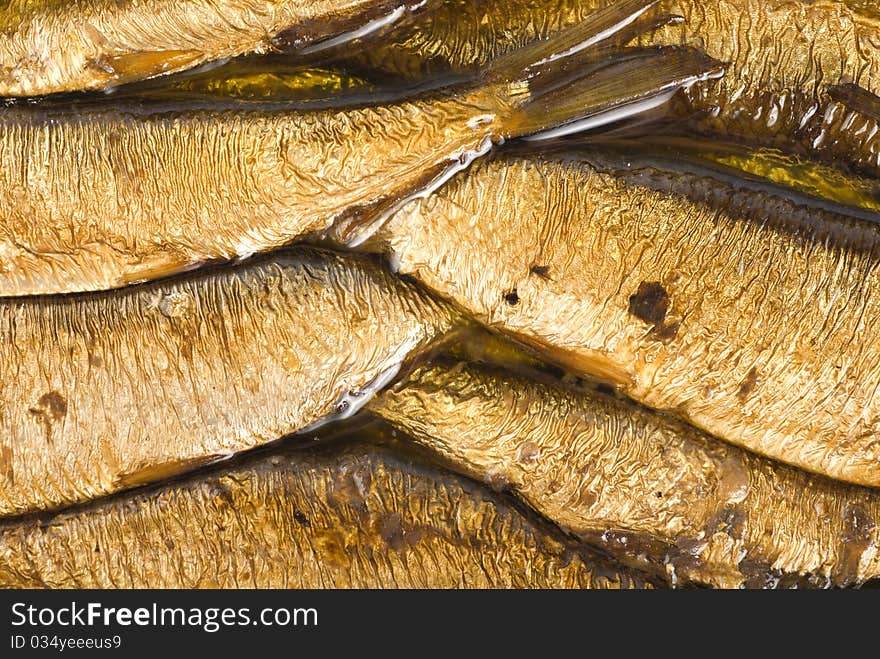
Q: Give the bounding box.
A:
[0,437,653,588]
[370,362,880,588]
[0,0,427,96]
[368,152,880,487]
[0,0,718,296]
[344,0,880,176]
[0,248,456,517]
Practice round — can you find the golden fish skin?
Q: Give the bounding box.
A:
[0,440,652,589]
[0,248,455,518]
[0,96,503,296]
[341,0,606,79]
[0,0,414,96]
[646,0,880,177]
[0,0,708,297]
[371,362,880,588]
[373,154,880,487]
[349,0,880,175]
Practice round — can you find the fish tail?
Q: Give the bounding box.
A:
[479,0,724,140]
[510,46,724,141]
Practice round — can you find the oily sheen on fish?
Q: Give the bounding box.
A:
[372,153,880,487]
[371,362,880,588]
[346,0,880,175]
[0,0,717,296]
[0,441,653,589]
[0,0,422,96]
[0,248,456,517]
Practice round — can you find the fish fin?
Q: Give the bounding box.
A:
[827,83,880,122]
[88,49,205,87]
[480,0,661,83]
[596,11,686,52]
[272,1,426,55]
[113,453,231,489]
[506,45,724,140]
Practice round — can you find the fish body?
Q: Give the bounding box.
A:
[0,0,716,296]
[373,153,880,487]
[0,248,455,517]
[371,363,880,587]
[648,0,880,177]
[0,95,508,295]
[349,0,880,175]
[0,0,415,96]
[0,440,652,589]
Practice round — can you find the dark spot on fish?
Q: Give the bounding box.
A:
[30,391,67,421]
[655,491,663,499]
[628,281,681,342]
[503,289,520,306]
[293,511,311,527]
[28,391,68,443]
[165,539,175,551]
[0,445,13,486]
[629,281,669,325]
[378,512,405,551]
[529,264,551,280]
[737,367,759,401]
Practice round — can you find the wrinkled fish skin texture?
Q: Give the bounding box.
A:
[647,0,880,176]
[0,442,651,589]
[345,0,607,78]
[371,363,880,588]
[0,92,509,296]
[0,248,455,517]
[0,0,405,96]
[376,154,880,487]
[352,0,880,173]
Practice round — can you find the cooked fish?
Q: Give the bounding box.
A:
[0,0,718,296]
[347,0,880,175]
[0,438,653,589]
[370,362,880,588]
[646,0,880,177]
[0,0,427,96]
[368,152,880,487]
[0,248,458,517]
